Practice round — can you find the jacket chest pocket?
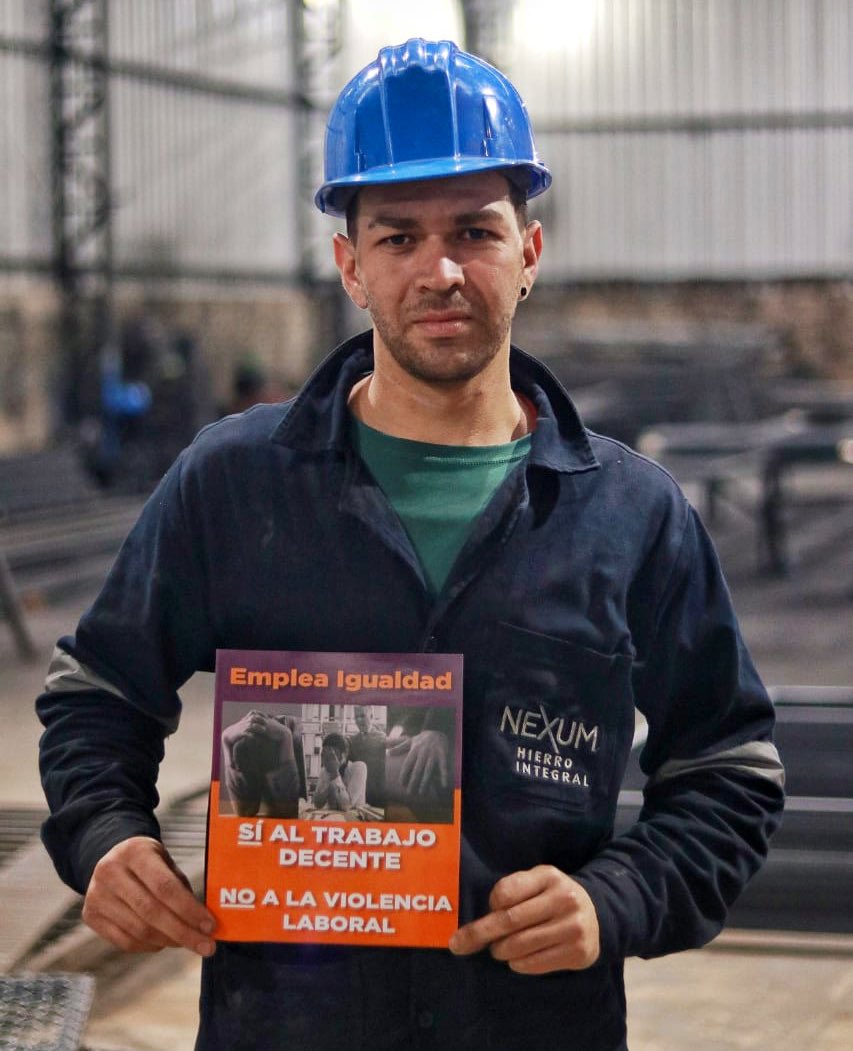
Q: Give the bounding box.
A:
[471,622,634,817]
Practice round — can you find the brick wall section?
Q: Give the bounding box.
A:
[513,281,853,381]
[116,281,343,399]
[1,279,850,456]
[0,280,343,455]
[0,280,60,456]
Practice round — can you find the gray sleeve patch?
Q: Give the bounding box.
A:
[650,740,785,791]
[45,646,129,702]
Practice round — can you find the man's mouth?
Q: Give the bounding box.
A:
[411,311,473,336]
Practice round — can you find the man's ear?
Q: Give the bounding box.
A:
[520,220,543,296]
[333,233,369,310]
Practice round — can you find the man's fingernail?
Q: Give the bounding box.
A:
[200,918,215,935]
[197,939,216,957]
[448,933,461,954]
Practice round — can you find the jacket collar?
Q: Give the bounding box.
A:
[270,330,599,475]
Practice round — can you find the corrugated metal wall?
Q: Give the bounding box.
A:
[1,0,851,283]
[0,2,50,271]
[0,0,303,282]
[506,0,852,278]
[108,1,299,277]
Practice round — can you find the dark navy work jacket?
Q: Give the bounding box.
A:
[37,332,784,1050]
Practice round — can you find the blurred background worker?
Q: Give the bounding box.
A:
[224,360,269,416]
[222,360,295,417]
[36,38,782,1051]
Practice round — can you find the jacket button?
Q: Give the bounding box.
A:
[417,1009,434,1029]
[424,635,437,652]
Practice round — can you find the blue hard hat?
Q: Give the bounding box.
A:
[314,38,552,217]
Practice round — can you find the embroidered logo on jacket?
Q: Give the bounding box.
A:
[499,704,598,789]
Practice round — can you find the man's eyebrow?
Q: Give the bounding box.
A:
[453,207,508,226]
[364,206,509,231]
[365,215,419,231]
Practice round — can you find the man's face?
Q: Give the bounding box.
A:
[321,744,344,775]
[354,705,372,733]
[333,172,542,387]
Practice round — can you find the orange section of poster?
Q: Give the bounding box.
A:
[205,648,463,948]
[206,783,462,946]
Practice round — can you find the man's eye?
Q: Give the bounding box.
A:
[462,227,491,241]
[383,234,410,246]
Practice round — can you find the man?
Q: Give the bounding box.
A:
[37,39,783,1050]
[346,705,387,806]
[220,708,304,817]
[312,732,367,810]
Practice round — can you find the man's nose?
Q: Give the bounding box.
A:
[418,245,464,291]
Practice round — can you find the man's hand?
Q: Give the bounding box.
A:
[222,709,267,752]
[321,745,342,778]
[82,836,217,956]
[388,729,449,797]
[448,865,600,974]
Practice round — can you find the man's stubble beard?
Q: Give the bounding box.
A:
[365,290,516,386]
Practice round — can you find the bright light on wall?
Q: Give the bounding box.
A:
[513,0,598,54]
[343,0,465,72]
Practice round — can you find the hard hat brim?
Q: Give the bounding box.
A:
[315,157,552,217]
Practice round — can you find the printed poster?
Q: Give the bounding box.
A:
[205,649,463,948]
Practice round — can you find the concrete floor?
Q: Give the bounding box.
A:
[3,478,852,1051]
[75,942,853,1051]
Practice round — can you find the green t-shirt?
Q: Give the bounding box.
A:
[351,416,532,596]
